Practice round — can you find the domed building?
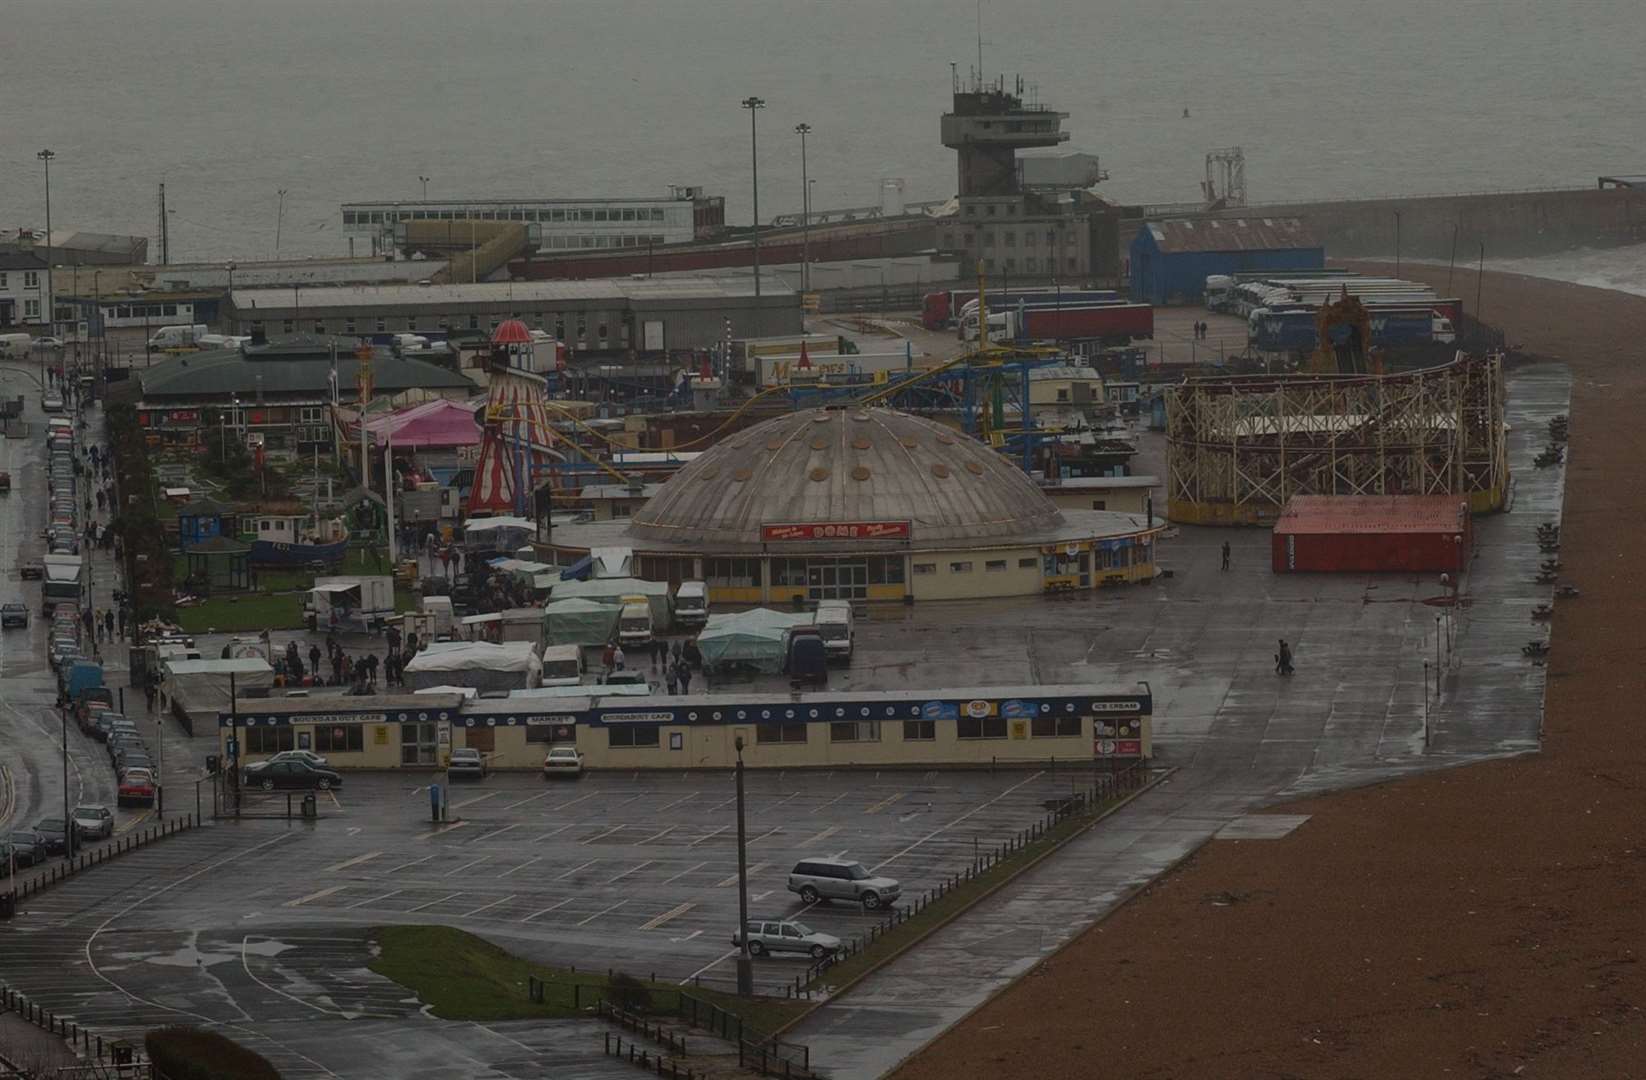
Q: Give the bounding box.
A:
[543,407,1162,603]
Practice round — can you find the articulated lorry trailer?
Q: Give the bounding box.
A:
[962,303,1154,345]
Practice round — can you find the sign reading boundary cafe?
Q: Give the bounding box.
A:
[760,521,912,542]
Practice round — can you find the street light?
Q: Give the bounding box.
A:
[419,175,430,200]
[275,188,289,258]
[1394,210,1402,278]
[226,263,237,333]
[794,123,812,295]
[734,734,753,996]
[37,149,55,336]
[741,96,766,297]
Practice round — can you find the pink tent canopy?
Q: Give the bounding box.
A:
[362,400,481,449]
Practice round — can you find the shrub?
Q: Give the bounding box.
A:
[144,1025,282,1080]
[608,971,653,1013]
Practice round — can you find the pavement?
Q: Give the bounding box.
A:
[0,355,1566,1079]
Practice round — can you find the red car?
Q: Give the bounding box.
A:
[117,768,155,807]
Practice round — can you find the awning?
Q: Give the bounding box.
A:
[311,582,359,594]
[462,612,502,625]
[560,554,593,581]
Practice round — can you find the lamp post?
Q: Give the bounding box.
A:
[734,734,753,996]
[226,263,237,333]
[1394,210,1402,278]
[741,96,766,297]
[419,175,430,201]
[794,123,812,295]
[60,702,73,861]
[275,188,289,258]
[37,149,55,336]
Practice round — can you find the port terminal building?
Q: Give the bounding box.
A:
[218,685,1151,773]
[538,406,1163,603]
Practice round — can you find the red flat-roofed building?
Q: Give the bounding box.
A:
[1272,495,1470,574]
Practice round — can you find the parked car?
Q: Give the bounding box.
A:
[447,748,487,780]
[541,746,585,778]
[116,752,155,779]
[42,391,64,412]
[2,834,45,867]
[242,760,342,791]
[32,819,71,856]
[71,805,114,841]
[786,857,901,910]
[0,603,27,629]
[117,768,155,807]
[732,919,842,960]
[32,335,64,351]
[256,750,329,770]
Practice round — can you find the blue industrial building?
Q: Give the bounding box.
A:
[1129,217,1323,305]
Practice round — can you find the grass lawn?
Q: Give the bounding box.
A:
[172,593,305,635]
[368,925,805,1036]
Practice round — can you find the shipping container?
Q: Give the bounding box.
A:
[1271,495,1470,574]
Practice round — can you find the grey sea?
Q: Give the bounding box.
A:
[1,0,1643,263]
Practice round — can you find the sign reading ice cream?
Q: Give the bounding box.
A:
[761,521,912,542]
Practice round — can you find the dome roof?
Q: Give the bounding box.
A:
[628,407,1065,547]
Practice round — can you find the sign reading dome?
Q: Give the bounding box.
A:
[761,521,912,542]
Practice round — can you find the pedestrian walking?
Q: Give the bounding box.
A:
[1221,541,1230,571]
[670,639,683,663]
[309,644,322,674]
[103,609,114,641]
[601,641,616,677]
[117,607,127,640]
[665,666,679,695]
[1275,639,1294,677]
[675,660,691,695]
[651,638,664,670]
[613,644,626,671]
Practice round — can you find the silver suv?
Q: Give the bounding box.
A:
[786,857,901,910]
[732,919,841,960]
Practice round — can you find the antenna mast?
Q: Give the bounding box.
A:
[158,182,169,265]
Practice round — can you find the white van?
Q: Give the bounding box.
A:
[539,644,584,687]
[675,581,710,629]
[814,600,854,663]
[618,596,653,647]
[0,333,33,359]
[148,324,209,350]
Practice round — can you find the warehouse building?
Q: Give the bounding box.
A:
[225,277,800,354]
[218,684,1151,772]
[1129,217,1323,305]
[539,406,1163,603]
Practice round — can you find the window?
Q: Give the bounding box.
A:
[580,209,595,221]
[757,722,808,744]
[525,721,575,745]
[705,557,760,588]
[24,272,40,288]
[652,209,666,221]
[281,320,294,334]
[830,721,879,743]
[1024,231,1036,247]
[903,720,936,741]
[964,205,976,217]
[314,725,364,753]
[867,555,904,585]
[597,322,608,339]
[1032,715,1083,738]
[343,212,358,226]
[164,304,178,316]
[913,562,936,575]
[949,561,972,573]
[468,315,480,330]
[1068,256,1078,270]
[551,209,566,222]
[986,205,997,216]
[985,559,1008,572]
[1006,257,1017,270]
[376,317,386,332]
[1004,232,1015,247]
[313,321,325,334]
[245,725,294,753]
[24,300,39,319]
[608,724,660,748]
[1026,257,1038,272]
[982,232,994,247]
[1006,204,1017,216]
[957,715,1008,739]
[622,209,636,221]
[1018,557,1038,569]
[1046,230,1057,246]
[345,318,356,334]
[1057,388,1069,402]
[1092,500,1107,510]
[0,273,7,288]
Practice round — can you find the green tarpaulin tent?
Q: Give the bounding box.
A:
[541,598,622,647]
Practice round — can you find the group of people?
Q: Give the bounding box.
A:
[265,626,423,694]
[1192,320,1213,340]
[601,636,703,694]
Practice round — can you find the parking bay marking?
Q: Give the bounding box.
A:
[655,793,698,813]
[576,899,627,927]
[522,898,572,922]
[444,856,488,878]
[633,826,674,845]
[387,854,437,873]
[864,792,905,815]
[715,862,767,887]
[408,892,464,913]
[472,823,521,843]
[498,856,543,878]
[639,903,694,931]
[417,821,469,841]
[661,861,707,885]
[452,791,502,809]
[531,823,576,842]
[347,889,400,910]
[690,825,729,847]
[809,792,847,814]
[800,826,839,848]
[581,824,626,845]
[284,885,347,908]
[605,861,653,884]
[321,851,383,874]
[555,859,598,881]
[463,894,517,918]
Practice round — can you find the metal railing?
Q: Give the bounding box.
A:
[4,814,197,906]
[0,987,149,1075]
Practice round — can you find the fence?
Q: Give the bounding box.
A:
[802,762,1150,990]
[0,987,149,1076]
[4,814,197,907]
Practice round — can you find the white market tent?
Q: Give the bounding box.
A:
[695,608,814,674]
[548,576,671,625]
[402,640,542,692]
[541,598,622,647]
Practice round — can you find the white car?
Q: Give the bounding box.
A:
[448,748,487,780]
[261,750,330,769]
[42,392,64,412]
[32,336,64,351]
[542,746,584,778]
[71,804,114,840]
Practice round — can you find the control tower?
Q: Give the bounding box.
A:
[940,73,1069,199]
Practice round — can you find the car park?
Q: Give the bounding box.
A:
[786,857,901,910]
[542,746,585,778]
[71,805,114,841]
[447,748,487,780]
[732,919,842,960]
[0,603,27,629]
[242,760,342,791]
[117,768,155,807]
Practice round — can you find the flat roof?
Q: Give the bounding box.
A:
[1274,495,1470,536]
[230,276,792,313]
[1040,476,1159,490]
